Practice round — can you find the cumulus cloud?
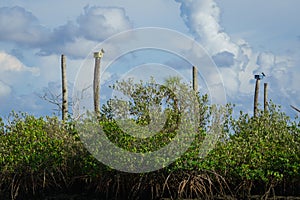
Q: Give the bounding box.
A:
[43,6,132,58]
[212,51,235,67]
[0,52,69,116]
[175,0,256,98]
[0,6,49,46]
[0,51,40,101]
[77,6,132,41]
[175,0,298,115]
[38,36,98,59]
[175,0,238,56]
[0,51,39,75]
[0,6,133,59]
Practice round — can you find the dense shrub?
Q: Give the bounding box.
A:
[0,78,299,199]
[0,112,100,199]
[202,103,300,197]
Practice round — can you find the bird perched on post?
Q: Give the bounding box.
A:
[254,72,265,80]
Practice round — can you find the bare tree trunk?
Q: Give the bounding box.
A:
[61,54,68,121]
[253,79,260,117]
[93,50,104,118]
[264,83,268,113]
[192,66,198,92]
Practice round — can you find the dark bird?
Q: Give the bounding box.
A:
[262,72,265,76]
[254,73,264,80]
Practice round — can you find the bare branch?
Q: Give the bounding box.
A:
[290,105,300,113]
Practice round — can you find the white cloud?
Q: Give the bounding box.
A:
[175,0,238,56]
[212,51,234,67]
[0,1,299,117]
[0,5,133,59]
[77,6,132,41]
[0,51,40,75]
[60,37,98,59]
[175,0,254,97]
[42,6,133,58]
[0,52,41,101]
[175,0,299,116]
[219,67,238,95]
[0,6,49,46]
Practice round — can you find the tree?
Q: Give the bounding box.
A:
[94,76,210,156]
[100,76,209,134]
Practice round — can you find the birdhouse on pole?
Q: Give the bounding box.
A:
[254,72,265,80]
[94,49,104,58]
[253,72,266,117]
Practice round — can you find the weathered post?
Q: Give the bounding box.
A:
[253,73,264,117]
[264,83,268,112]
[93,49,104,118]
[253,78,260,117]
[192,66,198,92]
[253,73,266,117]
[61,54,68,121]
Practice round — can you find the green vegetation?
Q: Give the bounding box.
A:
[0,78,299,199]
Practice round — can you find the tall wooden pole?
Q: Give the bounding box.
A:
[264,83,268,112]
[192,66,198,92]
[93,49,104,118]
[61,54,68,121]
[253,79,260,117]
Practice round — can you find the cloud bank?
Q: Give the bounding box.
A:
[175,0,297,114]
[0,52,39,97]
[0,1,298,117]
[0,6,133,59]
[0,6,49,46]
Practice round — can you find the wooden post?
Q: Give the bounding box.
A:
[61,54,68,121]
[264,83,268,112]
[192,66,198,92]
[93,49,104,118]
[253,78,260,117]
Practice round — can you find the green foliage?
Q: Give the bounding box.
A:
[1,113,59,172]
[100,77,209,154]
[202,102,300,196]
[0,112,103,199]
[0,77,300,199]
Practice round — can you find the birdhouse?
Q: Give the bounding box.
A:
[254,74,264,80]
[94,49,104,58]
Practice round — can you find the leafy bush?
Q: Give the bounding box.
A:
[203,102,300,196]
[0,77,299,199]
[0,112,94,199]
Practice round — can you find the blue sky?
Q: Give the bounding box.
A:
[0,0,300,118]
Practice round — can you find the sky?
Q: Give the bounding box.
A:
[0,0,300,119]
